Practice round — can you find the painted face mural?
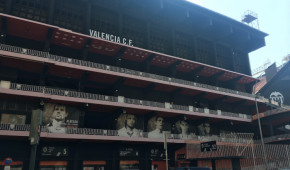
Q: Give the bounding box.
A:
[117,113,140,137]
[43,103,80,134]
[270,91,284,105]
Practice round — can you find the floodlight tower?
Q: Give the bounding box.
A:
[241,10,260,30]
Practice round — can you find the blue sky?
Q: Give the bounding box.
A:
[187,0,290,73]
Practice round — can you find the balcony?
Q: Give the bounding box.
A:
[0,82,253,122]
[0,44,267,102]
[0,123,253,144]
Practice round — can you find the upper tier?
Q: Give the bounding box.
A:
[0,0,267,75]
[0,13,259,85]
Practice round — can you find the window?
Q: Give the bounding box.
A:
[90,7,118,35]
[0,0,5,12]
[233,49,250,74]
[11,0,48,23]
[216,44,232,70]
[174,31,194,60]
[149,23,171,55]
[53,0,85,32]
[122,15,147,48]
[196,38,214,65]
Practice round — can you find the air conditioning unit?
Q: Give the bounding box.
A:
[217,110,222,115]
[204,108,209,114]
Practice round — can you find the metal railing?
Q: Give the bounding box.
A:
[0,124,252,144]
[0,44,264,100]
[263,133,290,143]
[252,107,290,120]
[264,108,288,116]
[0,123,31,131]
[8,82,251,120]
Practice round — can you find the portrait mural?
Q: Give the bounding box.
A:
[1,113,26,125]
[1,113,26,129]
[147,116,167,138]
[43,103,80,133]
[116,113,142,137]
[197,123,211,136]
[174,119,195,139]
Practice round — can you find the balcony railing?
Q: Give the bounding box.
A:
[264,108,288,116]
[8,82,252,120]
[0,44,265,100]
[0,123,252,144]
[263,133,290,143]
[252,107,290,120]
[0,123,31,131]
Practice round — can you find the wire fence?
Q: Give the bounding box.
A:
[187,134,290,170]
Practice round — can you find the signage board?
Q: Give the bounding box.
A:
[120,148,139,157]
[41,146,68,157]
[89,29,133,46]
[200,141,217,152]
[4,158,12,165]
[150,148,165,159]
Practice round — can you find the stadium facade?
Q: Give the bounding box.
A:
[0,0,273,169]
[254,61,290,144]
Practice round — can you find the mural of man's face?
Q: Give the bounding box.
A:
[52,105,68,121]
[204,123,210,134]
[126,114,136,128]
[155,117,164,130]
[180,120,189,133]
[10,116,17,124]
